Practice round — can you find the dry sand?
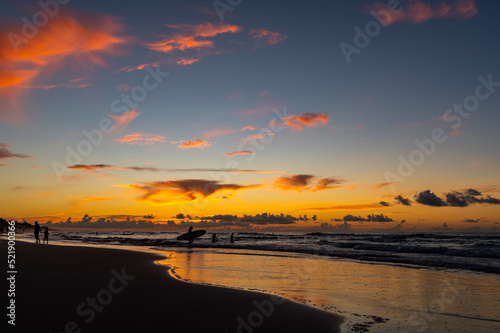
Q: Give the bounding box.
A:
[4,241,343,332]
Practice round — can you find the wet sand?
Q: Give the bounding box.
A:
[4,241,343,333]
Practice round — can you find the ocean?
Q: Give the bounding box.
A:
[15,230,500,332]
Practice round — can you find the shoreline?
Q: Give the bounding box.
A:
[2,239,343,333]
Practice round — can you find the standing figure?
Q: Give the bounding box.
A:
[212,233,217,243]
[43,227,49,244]
[34,221,41,244]
[188,226,194,246]
[230,233,234,243]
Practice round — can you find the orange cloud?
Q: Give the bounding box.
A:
[369,0,477,25]
[313,178,346,191]
[115,62,159,73]
[177,139,212,149]
[0,9,130,124]
[69,195,112,206]
[241,130,275,143]
[269,113,329,131]
[249,28,288,45]
[273,174,315,192]
[224,150,255,157]
[108,110,140,133]
[115,133,166,145]
[176,58,200,66]
[203,127,239,137]
[146,22,242,53]
[35,192,57,196]
[300,204,387,211]
[123,179,260,205]
[373,182,396,189]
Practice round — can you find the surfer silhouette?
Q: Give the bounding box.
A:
[34,221,41,244]
[188,226,194,246]
[230,233,234,243]
[212,233,217,243]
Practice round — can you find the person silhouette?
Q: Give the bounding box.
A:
[188,226,194,246]
[212,233,217,243]
[34,221,41,244]
[43,227,49,244]
[230,233,234,243]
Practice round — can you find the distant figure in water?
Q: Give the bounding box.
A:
[188,226,194,246]
[96,231,98,235]
[230,233,234,243]
[212,233,217,243]
[34,221,41,244]
[43,227,49,244]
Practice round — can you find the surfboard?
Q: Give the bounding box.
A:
[176,230,206,241]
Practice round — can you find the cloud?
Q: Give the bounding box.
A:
[269,112,329,131]
[373,182,396,189]
[273,174,315,192]
[0,9,130,124]
[241,130,275,142]
[300,204,386,211]
[342,214,393,222]
[108,110,140,133]
[224,150,255,157]
[203,127,239,137]
[145,22,242,53]
[123,179,260,205]
[379,201,390,207]
[462,218,480,223]
[176,58,200,66]
[249,28,288,45]
[115,133,166,145]
[117,84,133,91]
[313,178,346,191]
[415,189,500,207]
[68,164,279,174]
[0,144,31,161]
[35,192,57,196]
[414,190,447,207]
[114,62,159,73]
[176,139,212,149]
[368,0,478,25]
[394,195,412,206]
[69,195,112,206]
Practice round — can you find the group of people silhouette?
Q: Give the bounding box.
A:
[33,221,49,244]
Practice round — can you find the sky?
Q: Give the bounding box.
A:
[0,0,499,232]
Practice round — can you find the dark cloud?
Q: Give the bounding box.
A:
[394,195,412,206]
[68,164,279,174]
[125,179,261,204]
[320,221,352,232]
[273,174,314,191]
[414,190,447,207]
[238,213,297,225]
[379,201,390,207]
[342,214,393,222]
[462,218,480,223]
[446,190,500,207]
[465,188,481,196]
[314,177,345,191]
[0,144,31,161]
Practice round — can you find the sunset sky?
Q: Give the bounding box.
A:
[1,0,499,231]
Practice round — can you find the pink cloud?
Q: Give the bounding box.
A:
[249,28,288,45]
[108,110,140,133]
[369,0,478,25]
[117,84,133,91]
[115,133,167,145]
[203,127,239,137]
